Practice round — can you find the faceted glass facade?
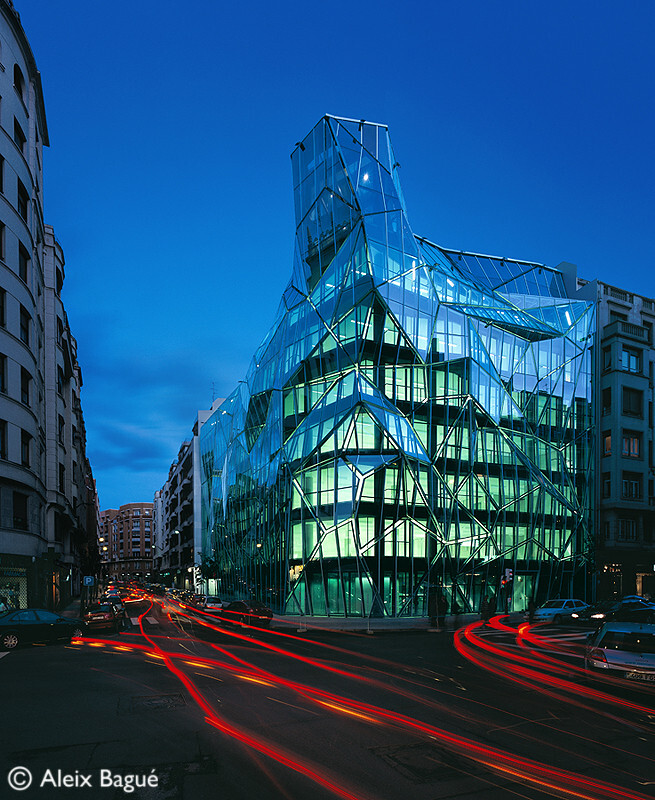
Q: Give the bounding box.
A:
[200,115,595,617]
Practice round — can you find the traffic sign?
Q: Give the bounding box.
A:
[83,576,95,586]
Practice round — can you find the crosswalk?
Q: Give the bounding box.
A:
[130,616,159,626]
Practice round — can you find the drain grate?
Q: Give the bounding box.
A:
[370,741,486,784]
[118,693,187,714]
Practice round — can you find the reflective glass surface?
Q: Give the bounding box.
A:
[201,116,595,617]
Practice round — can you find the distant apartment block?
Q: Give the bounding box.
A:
[99,502,153,582]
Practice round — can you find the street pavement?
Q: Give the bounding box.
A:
[2,598,654,800]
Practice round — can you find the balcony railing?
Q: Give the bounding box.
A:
[604,285,633,303]
[602,320,649,343]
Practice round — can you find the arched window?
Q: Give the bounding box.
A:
[13,64,25,103]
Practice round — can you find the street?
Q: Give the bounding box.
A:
[2,597,654,800]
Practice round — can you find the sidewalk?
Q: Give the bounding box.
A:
[59,596,83,619]
[270,611,526,633]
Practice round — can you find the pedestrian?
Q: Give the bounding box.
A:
[437,591,449,630]
[528,597,536,624]
[480,595,491,626]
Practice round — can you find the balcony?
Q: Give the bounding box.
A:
[602,320,650,344]
[603,285,633,304]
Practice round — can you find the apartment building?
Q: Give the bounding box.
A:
[595,283,655,598]
[99,502,153,583]
[0,0,97,609]
[156,405,218,591]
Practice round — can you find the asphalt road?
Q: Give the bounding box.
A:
[2,598,654,800]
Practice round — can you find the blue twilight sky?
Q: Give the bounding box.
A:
[15,0,655,510]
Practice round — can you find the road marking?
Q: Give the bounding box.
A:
[0,652,9,660]
[130,616,159,625]
[146,616,158,624]
[266,696,320,715]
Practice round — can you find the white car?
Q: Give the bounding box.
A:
[202,596,224,613]
[585,621,655,681]
[532,598,589,623]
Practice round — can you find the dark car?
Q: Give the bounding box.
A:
[101,594,126,618]
[0,608,85,650]
[220,601,273,628]
[613,606,655,624]
[571,598,655,626]
[83,602,122,632]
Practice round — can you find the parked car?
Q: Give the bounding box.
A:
[0,608,85,649]
[101,594,125,618]
[201,596,224,613]
[220,600,273,628]
[531,599,589,623]
[571,598,655,625]
[585,621,655,681]
[83,603,122,632]
[612,606,655,624]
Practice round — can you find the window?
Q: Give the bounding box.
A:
[621,346,641,373]
[603,431,611,456]
[19,305,30,344]
[58,415,64,445]
[18,243,29,283]
[0,156,4,193]
[20,367,30,405]
[602,473,611,498]
[0,419,7,459]
[13,491,28,530]
[622,472,642,499]
[0,222,4,261]
[0,353,6,393]
[13,64,25,102]
[623,387,643,417]
[0,288,4,326]
[20,430,30,467]
[602,387,611,416]
[13,118,26,155]
[58,463,65,493]
[57,366,64,395]
[603,347,611,370]
[618,519,637,541]
[17,179,28,221]
[56,317,63,345]
[622,431,641,458]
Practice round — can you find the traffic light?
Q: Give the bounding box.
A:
[504,568,513,582]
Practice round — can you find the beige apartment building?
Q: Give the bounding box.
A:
[99,502,153,583]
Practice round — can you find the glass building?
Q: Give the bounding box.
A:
[200,115,595,618]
